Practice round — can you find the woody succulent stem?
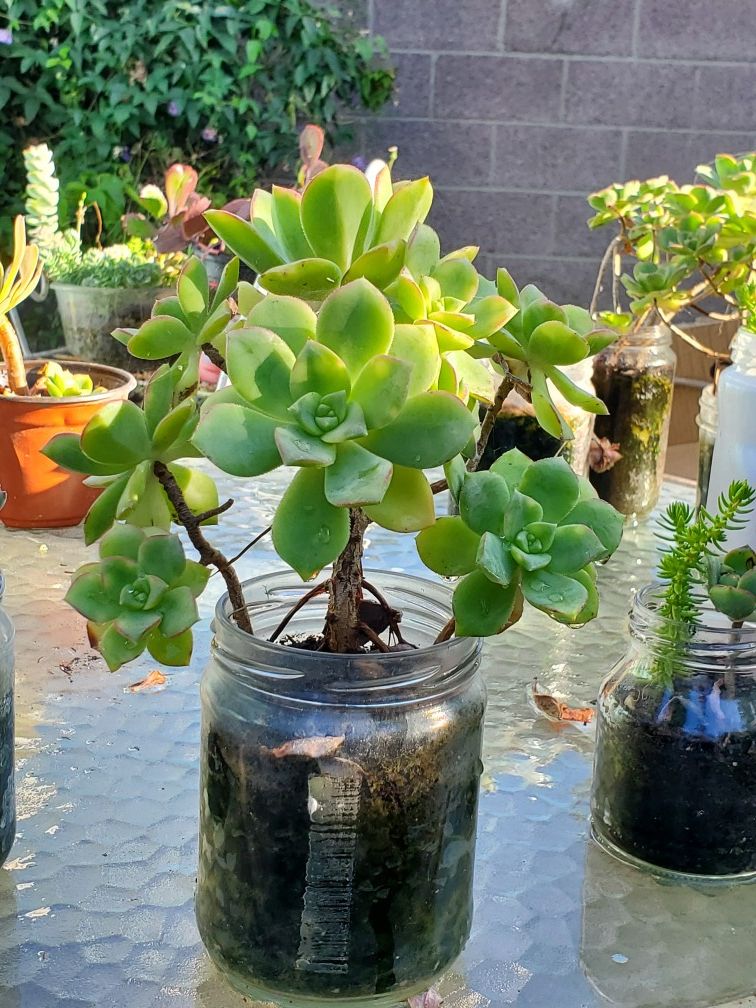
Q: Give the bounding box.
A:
[153,460,252,634]
[0,314,30,395]
[323,508,370,653]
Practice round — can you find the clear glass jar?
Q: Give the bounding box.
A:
[591,324,676,520]
[706,330,756,547]
[591,584,756,880]
[196,571,486,1007]
[0,572,15,868]
[696,383,717,510]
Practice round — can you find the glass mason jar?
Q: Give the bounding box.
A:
[591,324,676,520]
[706,330,756,547]
[696,383,717,510]
[196,570,486,1007]
[591,584,756,880]
[0,573,15,868]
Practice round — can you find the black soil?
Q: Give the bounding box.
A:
[592,672,756,875]
[196,672,485,1000]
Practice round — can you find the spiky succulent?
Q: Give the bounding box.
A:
[418,450,622,636]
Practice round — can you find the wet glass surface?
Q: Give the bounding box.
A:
[0,464,753,1008]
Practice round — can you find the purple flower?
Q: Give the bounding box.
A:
[0,28,13,45]
[351,155,367,172]
[167,100,180,118]
[201,125,218,143]
[120,146,132,163]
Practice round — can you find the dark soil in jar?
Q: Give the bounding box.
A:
[0,671,14,868]
[590,362,673,518]
[478,410,561,471]
[196,670,485,1001]
[592,673,756,875]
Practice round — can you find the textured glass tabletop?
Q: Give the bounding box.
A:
[1,465,754,1008]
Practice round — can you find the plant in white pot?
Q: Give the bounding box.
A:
[50,163,624,1005]
[23,144,182,370]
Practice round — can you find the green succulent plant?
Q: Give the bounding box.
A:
[418,450,623,636]
[65,525,210,670]
[53,160,625,670]
[707,546,756,622]
[37,361,104,398]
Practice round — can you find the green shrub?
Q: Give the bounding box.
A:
[0,0,394,219]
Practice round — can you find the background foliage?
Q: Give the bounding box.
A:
[0,0,394,221]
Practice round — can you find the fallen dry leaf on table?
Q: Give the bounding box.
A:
[264,735,345,759]
[407,989,443,1008]
[128,669,167,692]
[531,680,594,724]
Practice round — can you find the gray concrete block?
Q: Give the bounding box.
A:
[504,0,637,57]
[565,59,697,128]
[502,255,599,306]
[362,118,494,186]
[381,53,433,119]
[433,54,563,122]
[429,187,556,256]
[372,0,503,52]
[495,123,622,190]
[554,194,610,257]
[695,65,756,132]
[637,0,756,61]
[622,129,698,183]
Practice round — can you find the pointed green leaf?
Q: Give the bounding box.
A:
[127,316,194,360]
[143,364,177,437]
[115,461,151,520]
[547,365,609,415]
[151,398,197,455]
[710,586,756,622]
[530,369,571,440]
[521,299,566,339]
[415,515,480,576]
[459,470,510,536]
[66,571,119,622]
[100,524,145,560]
[496,267,520,305]
[376,178,433,244]
[548,525,607,573]
[444,455,467,502]
[177,256,209,318]
[81,401,152,467]
[300,165,373,271]
[114,610,162,644]
[343,239,406,289]
[210,256,240,313]
[386,274,427,321]
[432,257,479,303]
[237,280,264,314]
[522,569,588,621]
[445,351,495,402]
[272,468,350,580]
[248,295,316,356]
[193,403,281,476]
[453,570,520,637]
[96,625,147,672]
[204,210,285,272]
[168,464,220,524]
[360,391,476,468]
[324,443,392,507]
[259,258,343,300]
[364,465,435,532]
[528,321,589,366]
[271,185,313,261]
[138,534,185,582]
[43,433,124,476]
[316,279,394,378]
[175,560,211,596]
[476,532,516,586]
[226,326,295,417]
[389,323,440,396]
[501,489,544,540]
[320,401,368,443]
[275,426,336,467]
[83,474,130,545]
[350,354,412,429]
[519,456,580,523]
[147,627,194,666]
[289,341,351,401]
[159,586,199,637]
[405,223,441,280]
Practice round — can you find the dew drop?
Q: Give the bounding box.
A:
[317,526,331,543]
[548,592,564,603]
[611,953,629,964]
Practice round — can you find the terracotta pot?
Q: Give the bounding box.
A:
[0,360,136,530]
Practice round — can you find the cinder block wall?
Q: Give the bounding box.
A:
[353,0,756,306]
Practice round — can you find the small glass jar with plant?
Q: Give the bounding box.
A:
[592,481,756,878]
[23,144,182,369]
[52,161,624,1006]
[586,156,756,520]
[0,216,136,528]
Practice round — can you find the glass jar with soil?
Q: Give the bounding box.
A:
[0,572,15,867]
[591,584,756,880]
[196,570,486,1007]
[591,324,676,520]
[696,383,717,510]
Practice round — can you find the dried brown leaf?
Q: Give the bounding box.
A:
[589,435,622,474]
[265,735,345,759]
[531,680,594,725]
[407,990,443,1008]
[128,669,167,692]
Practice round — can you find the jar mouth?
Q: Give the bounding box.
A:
[210,569,481,704]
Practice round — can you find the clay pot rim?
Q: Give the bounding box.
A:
[1,358,137,405]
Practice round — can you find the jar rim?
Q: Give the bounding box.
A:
[632,582,756,635]
[210,572,481,673]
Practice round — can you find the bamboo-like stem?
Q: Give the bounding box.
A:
[152,460,252,634]
[0,314,29,395]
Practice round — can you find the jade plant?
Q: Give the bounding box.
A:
[587,152,756,346]
[51,161,624,670]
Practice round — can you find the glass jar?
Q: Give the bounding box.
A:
[591,324,676,520]
[591,584,756,880]
[696,383,717,510]
[706,330,756,547]
[0,572,15,867]
[196,570,486,1007]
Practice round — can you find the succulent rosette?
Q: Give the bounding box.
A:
[418,450,623,636]
[707,546,756,622]
[65,526,210,670]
